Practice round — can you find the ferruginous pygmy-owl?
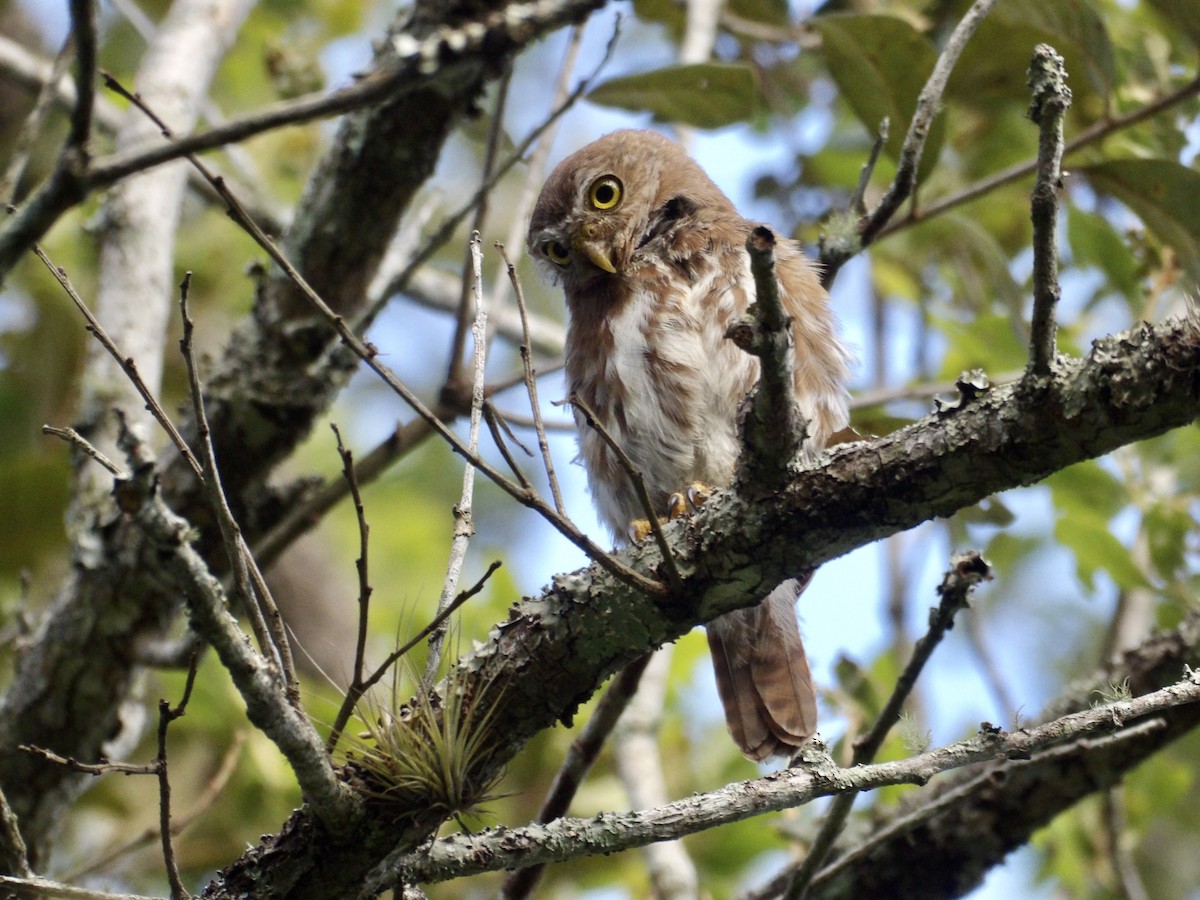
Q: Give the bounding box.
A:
[528,129,851,760]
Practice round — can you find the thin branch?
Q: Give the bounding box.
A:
[848,118,889,217]
[179,274,298,699]
[389,672,1200,887]
[0,876,162,900]
[876,73,1200,242]
[821,0,1000,284]
[325,423,374,753]
[31,247,203,479]
[252,417,439,569]
[1026,44,1072,378]
[111,420,361,834]
[498,243,566,514]
[728,227,804,486]
[500,652,653,899]
[66,0,97,158]
[483,402,535,491]
[41,425,124,477]
[784,551,993,899]
[63,731,246,881]
[566,392,683,593]
[861,0,998,242]
[445,75,511,398]
[155,655,201,900]
[486,23,584,318]
[425,233,489,689]
[342,561,503,724]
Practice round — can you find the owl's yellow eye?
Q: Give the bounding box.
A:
[543,240,570,266]
[588,176,622,210]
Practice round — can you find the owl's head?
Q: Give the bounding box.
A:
[527,129,736,290]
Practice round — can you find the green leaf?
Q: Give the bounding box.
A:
[1054,516,1152,591]
[949,0,1115,113]
[1079,159,1200,283]
[1146,0,1200,46]
[935,313,1030,378]
[1067,207,1142,306]
[1046,460,1127,522]
[586,64,761,130]
[811,14,945,184]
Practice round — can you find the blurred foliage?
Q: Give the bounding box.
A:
[0,0,1198,896]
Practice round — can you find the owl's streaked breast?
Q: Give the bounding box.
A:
[566,249,758,537]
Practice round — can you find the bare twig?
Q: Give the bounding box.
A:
[41,425,125,477]
[482,402,535,491]
[566,392,684,593]
[498,243,566,514]
[784,551,993,899]
[500,652,653,899]
[325,423,374,753]
[425,233,489,689]
[445,75,511,397]
[32,247,203,479]
[66,0,97,159]
[877,73,1200,243]
[821,0,1000,284]
[328,560,503,750]
[155,655,200,900]
[0,876,162,900]
[18,744,156,777]
[1026,45,1072,378]
[179,274,298,699]
[849,117,889,216]
[486,24,584,317]
[64,731,246,881]
[388,670,1200,887]
[729,228,804,486]
[253,417,439,569]
[112,419,361,833]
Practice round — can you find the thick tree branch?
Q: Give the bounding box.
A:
[208,314,1199,897]
[800,617,1200,900]
[382,673,1200,886]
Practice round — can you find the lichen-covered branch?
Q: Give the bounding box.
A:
[209,313,1199,896]
[380,672,1200,887]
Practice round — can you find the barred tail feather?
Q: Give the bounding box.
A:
[707,576,816,761]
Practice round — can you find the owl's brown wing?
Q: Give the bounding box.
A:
[706,576,817,761]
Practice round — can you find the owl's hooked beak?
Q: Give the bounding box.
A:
[572,229,618,275]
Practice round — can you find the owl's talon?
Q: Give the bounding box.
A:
[667,492,689,521]
[629,518,658,543]
[685,482,713,511]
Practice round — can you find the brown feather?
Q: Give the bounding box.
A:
[528,130,851,759]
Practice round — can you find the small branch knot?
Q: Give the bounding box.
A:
[1027,44,1073,125]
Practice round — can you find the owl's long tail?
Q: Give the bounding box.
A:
[706,575,817,761]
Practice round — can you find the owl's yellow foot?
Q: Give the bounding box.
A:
[629,482,715,542]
